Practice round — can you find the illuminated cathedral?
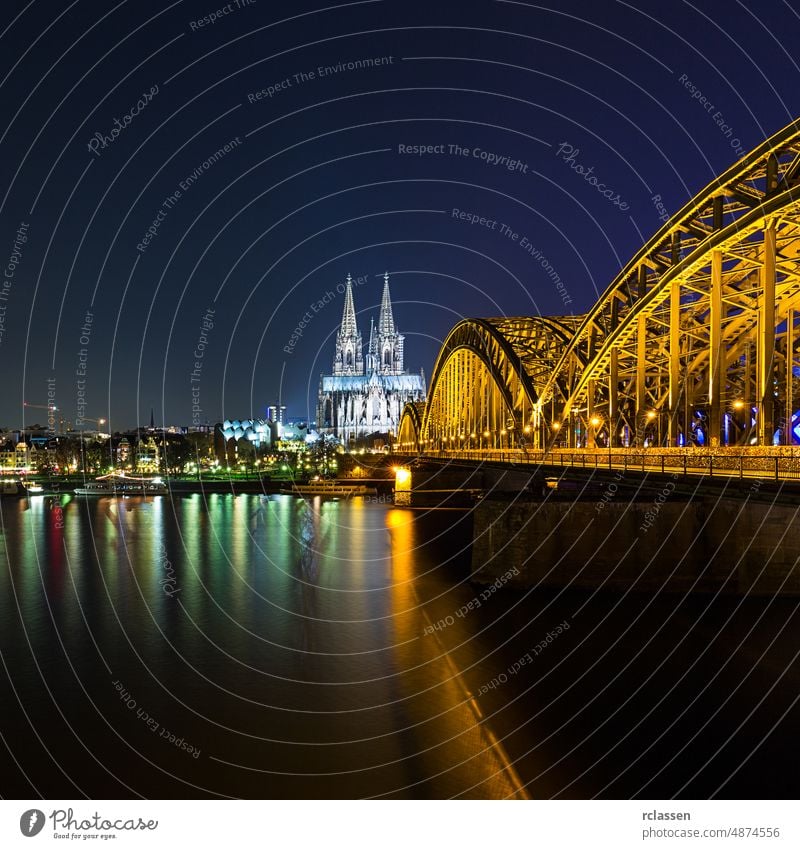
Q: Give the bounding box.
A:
[317,273,427,443]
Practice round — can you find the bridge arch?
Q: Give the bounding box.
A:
[414,118,800,452]
[537,118,800,448]
[398,402,426,452]
[421,316,582,450]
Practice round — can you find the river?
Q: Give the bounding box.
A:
[1,492,798,799]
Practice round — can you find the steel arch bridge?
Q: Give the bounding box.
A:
[399,119,800,455]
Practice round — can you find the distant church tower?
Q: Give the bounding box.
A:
[376,271,404,375]
[332,274,364,376]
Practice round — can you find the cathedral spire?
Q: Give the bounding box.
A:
[378,271,395,336]
[376,272,404,375]
[333,273,363,375]
[367,317,377,373]
[340,273,358,338]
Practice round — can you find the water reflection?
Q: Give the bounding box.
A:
[3,492,799,799]
[385,508,527,799]
[293,498,321,654]
[0,495,528,798]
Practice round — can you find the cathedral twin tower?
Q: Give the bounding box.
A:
[318,273,427,443]
[334,272,404,377]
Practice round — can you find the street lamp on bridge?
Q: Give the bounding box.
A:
[647,409,662,447]
[589,415,602,449]
[523,423,532,452]
[550,421,561,451]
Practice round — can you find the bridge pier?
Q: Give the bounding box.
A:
[471,493,800,596]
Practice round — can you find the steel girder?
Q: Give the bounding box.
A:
[418,316,580,449]
[403,120,800,451]
[397,401,426,450]
[536,118,800,447]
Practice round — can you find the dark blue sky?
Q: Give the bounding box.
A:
[4,0,798,430]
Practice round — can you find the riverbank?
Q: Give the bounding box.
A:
[10,476,398,498]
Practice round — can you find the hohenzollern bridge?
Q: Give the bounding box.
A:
[399,119,800,480]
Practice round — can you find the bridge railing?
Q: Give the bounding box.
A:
[399,447,800,482]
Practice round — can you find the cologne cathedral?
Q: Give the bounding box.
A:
[317,273,427,443]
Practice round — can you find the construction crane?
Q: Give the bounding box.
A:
[22,401,62,434]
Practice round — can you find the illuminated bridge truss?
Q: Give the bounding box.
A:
[400,119,800,452]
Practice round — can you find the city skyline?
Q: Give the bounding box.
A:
[4,0,799,431]
[5,0,800,817]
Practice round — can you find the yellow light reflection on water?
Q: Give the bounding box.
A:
[385,506,529,799]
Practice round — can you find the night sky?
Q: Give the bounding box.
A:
[4,0,799,430]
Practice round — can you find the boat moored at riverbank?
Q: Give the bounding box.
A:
[282,478,377,497]
[74,473,167,496]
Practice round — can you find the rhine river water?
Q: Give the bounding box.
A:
[1,492,799,799]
